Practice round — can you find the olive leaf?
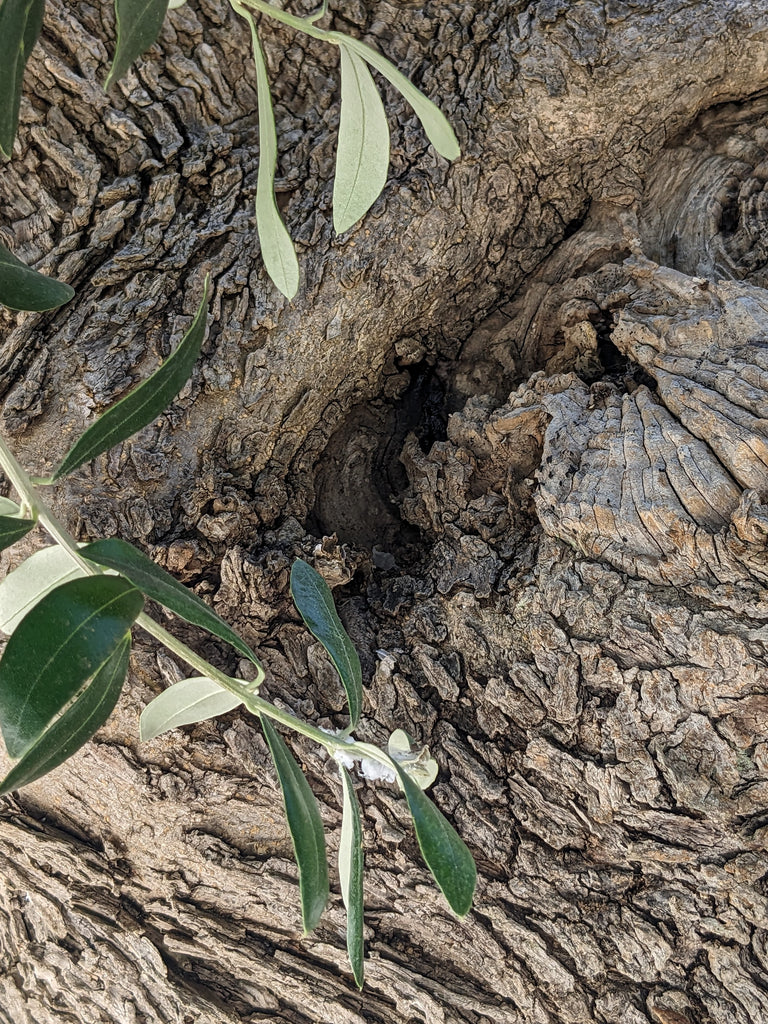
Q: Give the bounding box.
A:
[0,0,45,159]
[106,0,169,90]
[53,277,209,480]
[0,515,35,553]
[0,635,131,795]
[140,676,243,741]
[244,12,300,299]
[261,715,329,933]
[331,33,460,162]
[0,502,35,554]
[82,537,261,667]
[339,765,365,988]
[333,41,390,234]
[0,576,143,759]
[0,545,91,636]
[393,763,476,917]
[0,241,74,312]
[290,559,363,729]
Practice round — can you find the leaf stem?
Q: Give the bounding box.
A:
[307,0,328,25]
[0,429,395,768]
[235,0,331,41]
[0,433,40,519]
[135,611,392,767]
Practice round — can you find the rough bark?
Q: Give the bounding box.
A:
[2,2,768,1023]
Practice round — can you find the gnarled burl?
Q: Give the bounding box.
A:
[2,3,768,1023]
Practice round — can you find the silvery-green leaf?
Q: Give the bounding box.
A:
[140,676,243,742]
[333,42,390,234]
[339,765,364,988]
[388,728,438,790]
[0,545,88,635]
[331,33,460,161]
[243,14,299,299]
[388,728,414,757]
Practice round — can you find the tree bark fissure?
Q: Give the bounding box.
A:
[2,2,768,1023]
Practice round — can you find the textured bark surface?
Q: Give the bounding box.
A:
[2,2,768,1022]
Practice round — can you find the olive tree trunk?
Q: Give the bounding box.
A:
[2,2,768,1022]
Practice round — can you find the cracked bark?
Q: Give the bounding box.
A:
[2,2,768,1023]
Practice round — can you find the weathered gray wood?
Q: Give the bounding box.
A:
[2,2,768,1023]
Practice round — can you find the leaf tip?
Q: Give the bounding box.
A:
[280,275,299,301]
[301,890,330,935]
[332,211,357,236]
[450,874,477,918]
[448,858,477,918]
[437,128,461,163]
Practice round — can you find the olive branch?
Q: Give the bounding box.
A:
[0,0,460,300]
[0,0,474,987]
[0,277,476,986]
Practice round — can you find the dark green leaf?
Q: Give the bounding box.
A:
[53,278,209,480]
[393,763,476,917]
[81,537,261,667]
[333,42,390,234]
[140,676,243,741]
[0,241,74,312]
[0,0,45,158]
[339,765,364,988]
[0,576,143,759]
[0,635,130,794]
[106,0,169,90]
[0,514,34,553]
[290,559,362,729]
[261,715,329,933]
[331,33,460,162]
[242,12,299,299]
